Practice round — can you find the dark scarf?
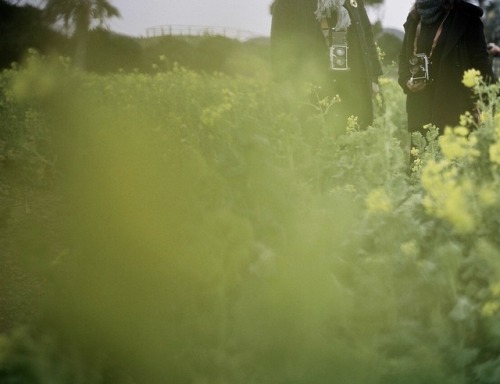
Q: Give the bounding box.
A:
[416,0,444,24]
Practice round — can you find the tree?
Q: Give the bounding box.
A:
[0,0,68,68]
[43,0,120,69]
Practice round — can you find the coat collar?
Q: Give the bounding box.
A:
[405,2,484,59]
[405,7,469,60]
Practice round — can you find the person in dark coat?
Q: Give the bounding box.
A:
[271,0,383,130]
[487,40,500,78]
[398,0,495,137]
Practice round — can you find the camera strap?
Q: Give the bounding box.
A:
[413,11,450,58]
[319,18,348,46]
[320,18,331,46]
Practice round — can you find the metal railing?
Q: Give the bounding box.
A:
[144,25,264,41]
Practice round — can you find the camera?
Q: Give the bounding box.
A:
[409,53,430,82]
[329,31,349,71]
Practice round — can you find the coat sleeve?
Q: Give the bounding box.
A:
[358,0,383,80]
[398,17,413,94]
[465,15,497,83]
[270,0,298,82]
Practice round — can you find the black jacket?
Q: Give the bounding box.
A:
[398,0,495,133]
[271,0,383,127]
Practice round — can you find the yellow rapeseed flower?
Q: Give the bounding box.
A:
[439,127,479,161]
[365,188,392,214]
[421,160,453,192]
[421,160,476,233]
[440,135,467,160]
[346,115,359,132]
[443,186,476,234]
[459,112,474,127]
[481,301,500,317]
[318,97,330,109]
[411,159,422,174]
[479,186,497,206]
[401,241,418,258]
[462,69,482,88]
[454,126,469,137]
[379,77,391,86]
[490,142,500,165]
[491,283,500,297]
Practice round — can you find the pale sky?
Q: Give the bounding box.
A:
[109,0,416,38]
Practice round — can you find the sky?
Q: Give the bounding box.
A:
[108,0,416,38]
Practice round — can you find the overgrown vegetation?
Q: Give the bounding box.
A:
[1,51,500,384]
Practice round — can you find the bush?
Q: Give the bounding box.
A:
[86,28,143,73]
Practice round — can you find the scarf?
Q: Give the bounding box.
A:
[315,0,351,30]
[416,0,444,25]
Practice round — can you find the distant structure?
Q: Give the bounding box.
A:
[144,25,265,41]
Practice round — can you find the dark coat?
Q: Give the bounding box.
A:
[271,0,383,128]
[398,0,495,133]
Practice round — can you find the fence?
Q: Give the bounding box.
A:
[144,25,264,41]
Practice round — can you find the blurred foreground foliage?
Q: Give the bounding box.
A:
[1,53,500,384]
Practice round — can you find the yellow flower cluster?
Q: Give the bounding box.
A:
[438,126,479,162]
[459,111,474,127]
[401,240,418,258]
[488,112,500,165]
[489,142,500,165]
[419,105,500,233]
[481,283,500,317]
[421,160,477,234]
[462,69,482,88]
[318,97,331,109]
[365,188,392,214]
[200,88,235,127]
[346,115,359,133]
[482,301,500,317]
[491,283,500,297]
[479,186,497,206]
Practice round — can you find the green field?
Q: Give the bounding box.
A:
[1,53,500,384]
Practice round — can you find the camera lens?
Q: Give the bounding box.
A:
[334,57,346,67]
[334,47,346,57]
[409,56,419,65]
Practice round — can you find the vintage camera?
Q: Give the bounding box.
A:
[409,53,430,82]
[329,31,349,71]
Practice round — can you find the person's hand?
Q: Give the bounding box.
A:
[406,78,427,93]
[487,43,500,56]
[372,82,380,96]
